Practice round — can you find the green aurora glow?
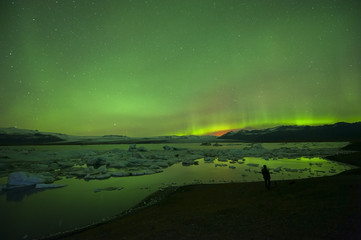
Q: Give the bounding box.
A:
[1,0,361,137]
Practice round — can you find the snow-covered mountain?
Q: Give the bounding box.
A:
[218,122,361,142]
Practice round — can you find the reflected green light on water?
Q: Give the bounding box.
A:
[0,142,356,239]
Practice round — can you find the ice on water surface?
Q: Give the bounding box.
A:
[0,142,356,239]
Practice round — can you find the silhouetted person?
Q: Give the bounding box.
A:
[262,165,271,189]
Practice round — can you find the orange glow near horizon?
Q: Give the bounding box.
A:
[205,129,241,136]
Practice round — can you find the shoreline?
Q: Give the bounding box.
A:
[50,172,361,240]
[47,145,361,240]
[1,142,358,239]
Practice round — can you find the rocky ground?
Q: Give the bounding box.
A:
[49,142,361,240]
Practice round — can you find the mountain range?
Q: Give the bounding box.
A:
[218,122,361,142]
[0,122,360,145]
[0,127,217,145]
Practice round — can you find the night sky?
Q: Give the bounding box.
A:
[1,0,361,137]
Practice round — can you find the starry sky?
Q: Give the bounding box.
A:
[1,0,361,137]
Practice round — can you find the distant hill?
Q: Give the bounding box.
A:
[0,128,218,145]
[218,122,361,142]
[0,127,67,145]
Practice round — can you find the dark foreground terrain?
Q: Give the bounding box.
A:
[53,143,361,240]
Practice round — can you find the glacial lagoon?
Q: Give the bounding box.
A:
[0,142,357,239]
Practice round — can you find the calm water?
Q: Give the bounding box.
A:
[0,142,355,239]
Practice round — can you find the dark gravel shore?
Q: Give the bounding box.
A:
[54,144,361,240]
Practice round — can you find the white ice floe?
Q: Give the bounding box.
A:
[7,172,55,187]
[0,142,349,184]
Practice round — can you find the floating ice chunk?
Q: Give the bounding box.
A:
[133,152,146,159]
[65,168,88,177]
[35,184,67,189]
[128,144,137,152]
[30,164,48,170]
[204,157,215,163]
[86,156,107,168]
[94,186,123,193]
[97,165,107,174]
[127,158,147,166]
[283,168,299,172]
[131,171,145,176]
[7,172,54,187]
[144,170,156,175]
[272,166,282,172]
[185,154,203,161]
[148,164,160,169]
[111,172,130,177]
[215,163,227,167]
[163,145,174,151]
[49,162,59,169]
[246,163,259,167]
[154,161,169,168]
[128,144,148,152]
[57,161,74,168]
[182,154,202,166]
[137,146,148,152]
[243,144,269,155]
[217,156,228,162]
[163,145,187,151]
[109,160,128,168]
[85,173,111,180]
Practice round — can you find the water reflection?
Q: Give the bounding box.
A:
[0,142,356,240]
[5,186,43,201]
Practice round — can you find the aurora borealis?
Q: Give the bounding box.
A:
[1,0,361,137]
